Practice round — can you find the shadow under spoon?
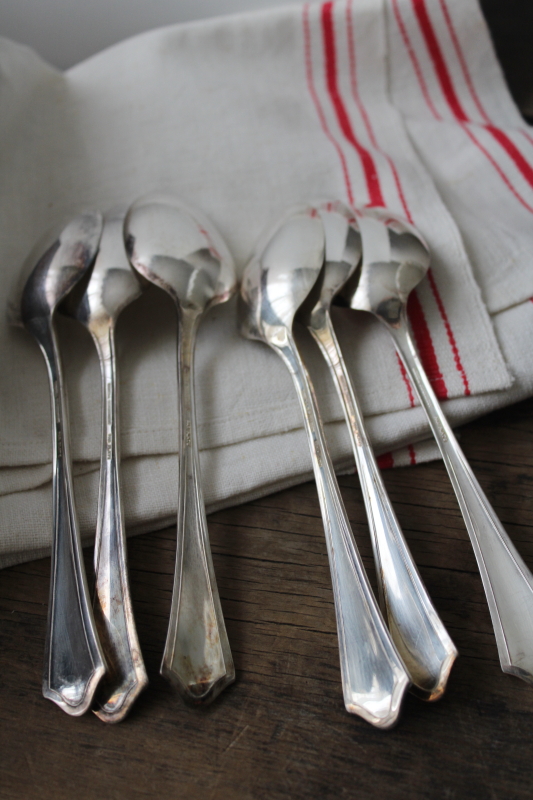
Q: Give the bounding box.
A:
[239,206,409,729]
[20,212,107,715]
[70,210,148,722]
[302,201,456,700]
[124,193,236,704]
[350,206,533,685]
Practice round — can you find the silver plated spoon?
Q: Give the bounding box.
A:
[124,193,235,704]
[20,212,107,715]
[239,206,409,728]
[71,210,148,722]
[303,201,456,700]
[349,206,533,684]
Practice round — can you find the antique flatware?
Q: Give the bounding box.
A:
[70,210,148,722]
[349,206,533,684]
[303,201,456,700]
[20,212,107,715]
[239,206,410,728]
[124,193,235,703]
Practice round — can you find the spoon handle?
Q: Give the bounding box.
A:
[389,310,533,684]
[40,320,106,715]
[308,312,456,700]
[91,327,148,722]
[276,333,409,728]
[162,308,235,703]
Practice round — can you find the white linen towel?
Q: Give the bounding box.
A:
[1,0,532,568]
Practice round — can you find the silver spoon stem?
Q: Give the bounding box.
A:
[41,319,106,715]
[91,326,148,722]
[308,310,456,700]
[276,330,409,728]
[388,308,533,684]
[161,307,235,703]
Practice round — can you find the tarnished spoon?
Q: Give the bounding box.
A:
[239,206,409,728]
[20,212,107,715]
[70,210,148,722]
[349,206,533,684]
[303,201,456,700]
[124,193,235,704]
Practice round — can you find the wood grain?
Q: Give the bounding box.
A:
[2,397,533,799]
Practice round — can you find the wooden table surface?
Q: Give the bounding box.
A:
[2,397,533,800]
[2,3,533,799]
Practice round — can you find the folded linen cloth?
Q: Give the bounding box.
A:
[0,0,532,568]
[386,0,533,315]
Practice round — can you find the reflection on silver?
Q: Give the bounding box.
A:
[20,213,107,715]
[125,193,235,704]
[71,210,148,722]
[304,201,456,700]
[351,206,533,685]
[240,206,409,728]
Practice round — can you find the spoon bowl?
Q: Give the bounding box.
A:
[312,201,362,314]
[125,194,235,313]
[240,206,325,341]
[75,211,143,326]
[22,213,103,331]
[349,208,429,326]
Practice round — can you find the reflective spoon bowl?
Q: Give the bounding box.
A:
[240,206,409,728]
[304,201,456,700]
[351,206,533,684]
[124,193,235,703]
[20,212,107,715]
[70,210,148,722]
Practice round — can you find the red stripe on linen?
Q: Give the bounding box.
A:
[520,129,533,149]
[438,0,489,123]
[302,4,355,206]
[413,0,533,199]
[321,1,385,207]
[396,353,416,408]
[391,0,441,120]
[408,444,417,465]
[439,0,533,181]
[427,269,470,396]
[345,0,413,222]
[407,290,448,399]
[386,159,414,224]
[345,0,377,149]
[485,125,533,190]
[377,452,394,470]
[461,125,533,214]
[411,0,468,122]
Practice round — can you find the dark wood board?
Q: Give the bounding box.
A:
[2,397,533,800]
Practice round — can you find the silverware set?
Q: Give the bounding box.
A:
[18,194,533,728]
